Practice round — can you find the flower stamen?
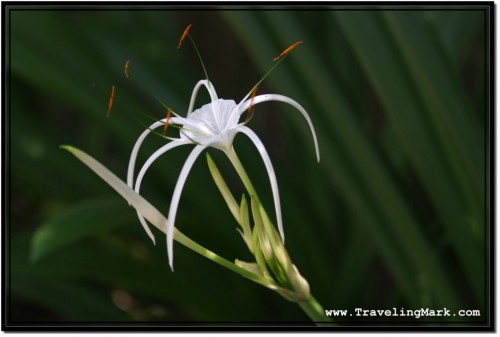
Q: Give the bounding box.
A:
[177,24,211,85]
[177,23,192,49]
[163,108,172,136]
[106,85,115,118]
[124,60,130,79]
[273,41,303,62]
[238,41,305,108]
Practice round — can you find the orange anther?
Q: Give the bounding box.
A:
[273,40,303,62]
[124,60,130,79]
[106,85,115,118]
[177,24,192,49]
[163,108,172,136]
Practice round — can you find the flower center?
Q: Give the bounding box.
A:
[180,99,240,148]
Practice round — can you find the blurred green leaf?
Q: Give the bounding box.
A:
[31,197,132,261]
[224,10,464,310]
[12,276,131,322]
[334,10,483,303]
[425,10,484,67]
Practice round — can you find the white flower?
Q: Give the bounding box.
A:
[127,78,319,270]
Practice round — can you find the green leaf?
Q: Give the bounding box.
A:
[12,276,130,322]
[425,10,484,68]
[31,197,132,261]
[382,11,483,215]
[225,10,468,310]
[59,145,168,235]
[13,234,265,322]
[335,10,483,303]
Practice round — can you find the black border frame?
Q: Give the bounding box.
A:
[2,1,495,332]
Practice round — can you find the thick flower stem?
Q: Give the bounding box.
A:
[225,146,259,200]
[298,296,334,325]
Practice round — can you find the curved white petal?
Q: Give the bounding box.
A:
[136,212,156,244]
[187,80,218,116]
[127,117,187,189]
[238,94,320,162]
[237,126,285,243]
[166,145,206,270]
[126,117,187,245]
[127,120,164,189]
[132,139,190,244]
[206,81,218,103]
[134,140,190,194]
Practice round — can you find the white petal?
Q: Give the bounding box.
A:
[205,81,219,103]
[239,94,320,162]
[134,140,190,193]
[136,214,156,244]
[133,139,190,244]
[127,117,189,190]
[126,120,164,243]
[187,80,218,116]
[127,120,164,188]
[166,145,206,270]
[236,126,285,243]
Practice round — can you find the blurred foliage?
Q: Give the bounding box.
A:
[6,6,490,326]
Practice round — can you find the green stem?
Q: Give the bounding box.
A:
[225,146,259,200]
[173,229,274,288]
[298,296,334,325]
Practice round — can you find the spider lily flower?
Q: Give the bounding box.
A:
[129,79,319,271]
[126,27,320,270]
[62,26,331,323]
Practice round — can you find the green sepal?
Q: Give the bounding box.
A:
[239,194,254,253]
[250,195,287,284]
[206,152,240,224]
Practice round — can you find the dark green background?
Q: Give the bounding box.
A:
[7,7,489,325]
